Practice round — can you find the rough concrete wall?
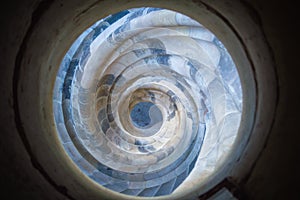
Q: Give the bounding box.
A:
[0,0,66,199]
[242,0,300,199]
[0,0,299,199]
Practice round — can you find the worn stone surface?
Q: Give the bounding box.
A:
[0,0,299,199]
[0,0,68,199]
[53,8,241,196]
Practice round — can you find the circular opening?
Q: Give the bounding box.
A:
[53,7,243,197]
[130,102,163,130]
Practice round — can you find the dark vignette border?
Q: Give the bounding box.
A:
[12,0,279,199]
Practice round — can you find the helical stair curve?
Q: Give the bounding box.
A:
[53,7,242,197]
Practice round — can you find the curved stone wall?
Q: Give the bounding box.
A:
[0,0,286,199]
[53,7,242,196]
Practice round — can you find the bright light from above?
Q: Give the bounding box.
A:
[53,7,242,197]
